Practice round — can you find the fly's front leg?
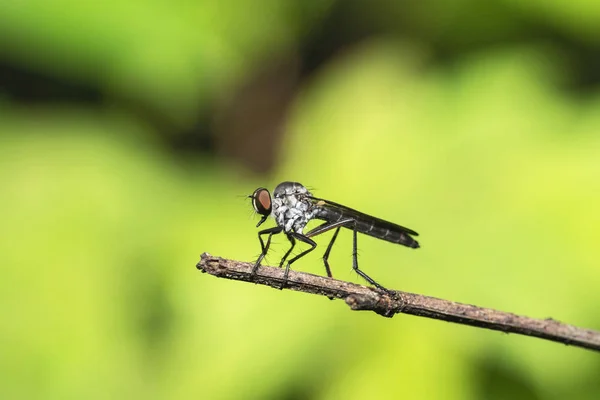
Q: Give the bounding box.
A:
[252,226,283,275]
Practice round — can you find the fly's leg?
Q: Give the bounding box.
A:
[252,226,283,275]
[322,227,341,278]
[305,218,354,279]
[351,226,391,293]
[279,233,317,289]
[278,234,296,269]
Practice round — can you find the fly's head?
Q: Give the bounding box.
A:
[249,187,272,227]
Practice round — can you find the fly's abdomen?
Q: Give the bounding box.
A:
[355,221,419,248]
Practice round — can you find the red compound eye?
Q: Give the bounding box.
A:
[251,188,271,216]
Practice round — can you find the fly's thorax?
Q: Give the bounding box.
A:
[271,181,315,233]
[272,181,311,198]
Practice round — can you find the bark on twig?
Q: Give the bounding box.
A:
[196,253,600,352]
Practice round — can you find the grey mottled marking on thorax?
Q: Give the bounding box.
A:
[271,181,318,234]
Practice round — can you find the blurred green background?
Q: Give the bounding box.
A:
[1,1,600,399]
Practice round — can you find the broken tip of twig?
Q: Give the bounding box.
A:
[198,252,397,313]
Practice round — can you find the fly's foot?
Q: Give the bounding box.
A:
[279,264,291,290]
[377,286,398,299]
[251,260,262,276]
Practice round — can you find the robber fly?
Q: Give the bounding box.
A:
[249,181,419,290]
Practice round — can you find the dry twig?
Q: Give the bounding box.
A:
[196,253,600,352]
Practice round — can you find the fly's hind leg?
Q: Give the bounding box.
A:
[350,227,392,293]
